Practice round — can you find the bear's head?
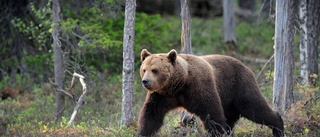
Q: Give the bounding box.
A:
[140,49,178,94]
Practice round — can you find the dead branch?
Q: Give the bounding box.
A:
[67,72,87,125]
[304,95,320,106]
[256,54,274,80]
[235,7,258,21]
[49,78,74,98]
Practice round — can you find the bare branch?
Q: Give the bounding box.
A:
[49,78,74,98]
[256,54,274,80]
[67,72,88,125]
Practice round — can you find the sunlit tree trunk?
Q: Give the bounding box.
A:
[273,0,295,113]
[52,0,65,122]
[121,0,136,127]
[180,0,192,54]
[223,0,237,45]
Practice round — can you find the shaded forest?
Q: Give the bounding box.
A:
[0,0,319,136]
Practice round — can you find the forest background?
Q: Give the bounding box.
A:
[0,0,319,136]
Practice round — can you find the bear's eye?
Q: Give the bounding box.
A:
[143,69,146,73]
[151,69,158,74]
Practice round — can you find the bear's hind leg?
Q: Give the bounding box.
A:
[234,96,284,137]
[225,111,240,136]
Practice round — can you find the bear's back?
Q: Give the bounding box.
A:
[200,55,258,108]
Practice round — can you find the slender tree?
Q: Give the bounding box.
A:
[223,0,237,45]
[52,0,65,122]
[179,0,195,127]
[273,0,295,113]
[299,0,308,84]
[121,0,136,127]
[299,0,320,85]
[180,0,192,54]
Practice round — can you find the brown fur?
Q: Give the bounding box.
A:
[138,49,284,137]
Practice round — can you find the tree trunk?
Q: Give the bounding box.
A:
[52,0,65,122]
[273,0,295,113]
[299,0,320,85]
[307,0,320,85]
[121,0,136,127]
[299,0,308,84]
[180,0,192,54]
[223,0,237,45]
[179,0,195,128]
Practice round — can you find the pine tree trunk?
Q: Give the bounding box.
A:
[121,0,136,127]
[223,0,237,45]
[52,0,65,122]
[273,0,295,113]
[180,0,192,54]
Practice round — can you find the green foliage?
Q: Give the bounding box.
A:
[236,21,274,56]
[60,11,174,74]
[10,1,52,51]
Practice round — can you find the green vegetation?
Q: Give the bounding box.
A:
[0,1,319,136]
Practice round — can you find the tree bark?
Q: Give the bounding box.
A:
[273,0,295,113]
[180,0,192,54]
[299,0,308,84]
[121,0,136,127]
[52,0,65,122]
[299,0,320,85]
[223,0,237,45]
[307,0,320,85]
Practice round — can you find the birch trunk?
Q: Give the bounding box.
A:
[180,0,192,54]
[223,0,237,45]
[273,0,295,113]
[121,0,136,127]
[299,0,320,85]
[299,0,308,84]
[52,0,65,122]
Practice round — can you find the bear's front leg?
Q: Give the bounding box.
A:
[138,92,178,136]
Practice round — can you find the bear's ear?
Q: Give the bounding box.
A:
[141,49,151,61]
[167,49,177,63]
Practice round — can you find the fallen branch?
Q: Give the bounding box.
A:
[67,72,87,125]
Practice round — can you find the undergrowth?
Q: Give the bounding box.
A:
[1,74,319,136]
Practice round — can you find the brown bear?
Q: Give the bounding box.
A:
[138,49,284,137]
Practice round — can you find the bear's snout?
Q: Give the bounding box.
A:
[141,78,155,90]
[142,79,149,86]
